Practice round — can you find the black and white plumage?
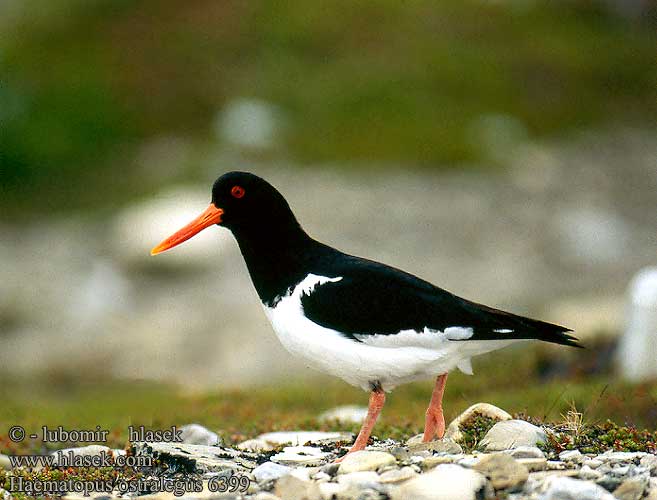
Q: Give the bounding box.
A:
[151,171,579,455]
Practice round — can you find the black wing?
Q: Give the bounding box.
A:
[301,256,580,347]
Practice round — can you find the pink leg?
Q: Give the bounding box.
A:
[336,387,386,462]
[422,373,448,442]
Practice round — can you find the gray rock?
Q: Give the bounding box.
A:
[559,450,583,463]
[578,464,602,480]
[0,454,11,470]
[583,458,603,469]
[640,454,657,475]
[318,405,368,424]
[379,466,419,484]
[506,446,546,459]
[421,454,462,470]
[336,470,382,489]
[547,461,568,470]
[180,423,220,446]
[391,464,490,500]
[407,437,463,455]
[274,474,321,500]
[131,441,253,472]
[614,477,648,500]
[338,451,396,474]
[539,476,617,500]
[517,457,548,472]
[237,438,275,453]
[480,420,547,450]
[444,403,512,443]
[473,453,529,490]
[598,451,647,463]
[271,446,331,466]
[252,462,292,482]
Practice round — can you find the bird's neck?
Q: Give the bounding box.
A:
[232,222,322,306]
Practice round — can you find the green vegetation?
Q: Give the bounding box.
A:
[2,0,656,217]
[1,345,655,456]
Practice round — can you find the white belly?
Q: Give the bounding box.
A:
[262,274,518,391]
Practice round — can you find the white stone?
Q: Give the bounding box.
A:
[237,438,275,452]
[318,405,368,424]
[505,446,546,459]
[0,454,11,470]
[578,465,602,480]
[258,431,352,447]
[180,423,220,446]
[444,403,512,442]
[379,466,418,484]
[480,420,547,451]
[252,462,292,482]
[270,446,331,466]
[216,98,281,149]
[338,451,396,474]
[336,471,381,488]
[559,450,583,463]
[391,463,489,500]
[619,267,657,381]
[539,476,616,500]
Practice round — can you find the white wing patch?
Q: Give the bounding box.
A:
[297,273,343,296]
[493,329,514,333]
[354,326,474,348]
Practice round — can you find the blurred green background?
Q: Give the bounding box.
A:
[1,0,656,446]
[2,0,656,216]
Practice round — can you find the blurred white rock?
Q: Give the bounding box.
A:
[216,98,282,150]
[318,405,368,424]
[618,267,657,381]
[112,187,232,267]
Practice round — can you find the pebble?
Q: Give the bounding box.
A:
[254,493,283,500]
[336,470,381,489]
[613,477,648,500]
[271,446,331,466]
[540,476,617,499]
[179,423,221,446]
[275,474,321,500]
[407,437,463,455]
[252,461,292,482]
[559,450,583,463]
[582,458,603,469]
[338,451,396,474]
[238,438,275,452]
[421,454,462,470]
[517,457,548,472]
[318,405,368,424]
[640,454,657,475]
[547,460,569,470]
[473,453,529,490]
[578,464,602,480]
[444,402,512,443]
[391,464,490,500]
[480,419,547,451]
[505,445,546,459]
[379,466,418,484]
[0,455,11,470]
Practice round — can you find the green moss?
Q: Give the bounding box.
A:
[459,414,499,452]
[541,420,657,455]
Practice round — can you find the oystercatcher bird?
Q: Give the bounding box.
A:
[151,172,579,458]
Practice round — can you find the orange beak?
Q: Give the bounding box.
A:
[150,204,224,255]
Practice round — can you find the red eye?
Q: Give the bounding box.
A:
[231,185,245,198]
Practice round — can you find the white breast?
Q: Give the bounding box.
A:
[262,273,518,391]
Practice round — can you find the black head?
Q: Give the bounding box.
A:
[210,172,297,233]
[151,171,304,255]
